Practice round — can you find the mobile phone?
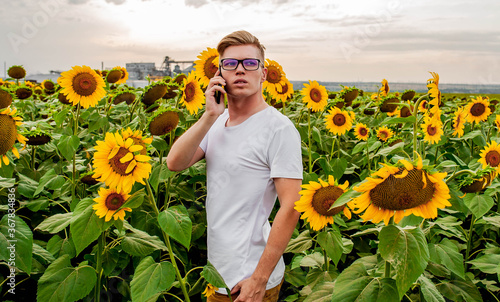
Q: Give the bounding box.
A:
[215,66,222,104]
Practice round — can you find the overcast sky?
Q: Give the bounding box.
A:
[1,0,499,84]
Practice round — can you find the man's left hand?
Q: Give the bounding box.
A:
[232,277,267,302]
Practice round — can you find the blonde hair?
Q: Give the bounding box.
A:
[217,30,266,61]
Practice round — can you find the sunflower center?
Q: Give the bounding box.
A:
[333,113,346,126]
[105,193,125,210]
[109,147,134,176]
[427,124,437,135]
[279,83,289,94]
[204,56,218,79]
[73,72,97,96]
[311,186,346,216]
[0,115,17,156]
[149,111,179,136]
[470,103,486,117]
[369,169,435,211]
[485,150,500,167]
[310,88,322,103]
[379,131,388,139]
[184,82,196,102]
[359,127,368,136]
[454,115,462,129]
[267,67,281,84]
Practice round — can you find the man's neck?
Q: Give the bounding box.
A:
[226,94,269,127]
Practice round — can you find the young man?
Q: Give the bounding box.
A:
[166,30,303,302]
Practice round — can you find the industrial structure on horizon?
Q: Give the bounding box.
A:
[125,56,194,80]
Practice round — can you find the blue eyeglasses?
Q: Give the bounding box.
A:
[220,58,262,71]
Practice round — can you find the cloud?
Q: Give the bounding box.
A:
[67,0,90,4]
[185,0,208,8]
[105,0,127,4]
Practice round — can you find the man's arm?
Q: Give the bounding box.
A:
[166,69,226,171]
[232,177,302,302]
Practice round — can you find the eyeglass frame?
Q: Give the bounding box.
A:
[219,58,264,71]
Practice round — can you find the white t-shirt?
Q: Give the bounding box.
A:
[200,106,303,293]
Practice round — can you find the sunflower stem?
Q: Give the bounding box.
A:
[465,213,476,270]
[323,247,330,272]
[412,93,429,161]
[445,169,475,184]
[94,231,105,302]
[72,104,81,201]
[31,145,36,171]
[384,261,391,278]
[307,110,313,174]
[145,181,191,302]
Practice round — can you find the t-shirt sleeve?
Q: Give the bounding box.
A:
[268,123,303,179]
[200,131,208,153]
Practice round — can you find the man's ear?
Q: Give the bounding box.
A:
[261,67,268,84]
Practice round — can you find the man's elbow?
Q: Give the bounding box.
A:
[166,156,184,172]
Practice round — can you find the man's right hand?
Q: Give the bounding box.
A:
[206,68,226,117]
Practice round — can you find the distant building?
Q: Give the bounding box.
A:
[125,62,156,80]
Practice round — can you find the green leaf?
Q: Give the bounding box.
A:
[32,243,56,265]
[158,205,192,249]
[331,188,361,208]
[37,255,97,302]
[0,215,33,274]
[35,212,73,234]
[428,242,465,279]
[463,193,494,218]
[303,281,334,302]
[70,198,112,255]
[17,173,39,199]
[373,142,404,158]
[352,142,367,155]
[0,176,15,188]
[368,140,382,152]
[317,229,343,266]
[285,230,313,253]
[331,256,399,302]
[331,158,348,181]
[121,223,167,256]
[379,225,429,299]
[53,108,70,127]
[436,279,483,302]
[418,276,445,302]
[383,116,416,125]
[467,254,500,274]
[149,163,176,193]
[121,188,145,209]
[479,215,500,228]
[130,256,176,302]
[450,130,482,141]
[300,252,324,268]
[202,261,229,289]
[312,126,322,147]
[34,169,65,196]
[47,235,76,259]
[57,135,80,162]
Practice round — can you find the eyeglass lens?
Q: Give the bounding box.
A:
[221,59,260,70]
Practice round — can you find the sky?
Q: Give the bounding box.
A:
[1,0,499,84]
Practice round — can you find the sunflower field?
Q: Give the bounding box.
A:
[1,48,500,302]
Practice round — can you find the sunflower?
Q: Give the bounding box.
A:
[401,89,416,102]
[273,77,294,103]
[380,97,400,113]
[452,107,467,137]
[0,88,13,109]
[294,175,351,231]
[354,123,370,141]
[349,155,451,224]
[379,79,389,97]
[325,107,354,136]
[427,72,441,115]
[15,85,33,100]
[194,47,219,88]
[120,128,153,155]
[59,65,106,108]
[148,109,180,136]
[180,71,205,115]
[399,101,414,118]
[106,68,123,84]
[0,107,27,167]
[113,91,136,105]
[115,66,129,84]
[495,115,500,129]
[92,131,152,192]
[8,65,26,79]
[478,141,500,172]
[458,168,497,194]
[339,87,359,106]
[465,96,491,124]
[376,126,393,142]
[387,108,399,117]
[142,81,168,105]
[42,79,55,91]
[301,80,328,112]
[418,99,428,113]
[202,284,218,298]
[421,117,443,144]
[93,186,132,221]
[263,59,287,95]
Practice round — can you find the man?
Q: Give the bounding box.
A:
[166,30,302,302]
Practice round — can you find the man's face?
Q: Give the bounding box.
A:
[219,44,267,100]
